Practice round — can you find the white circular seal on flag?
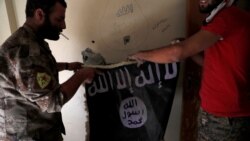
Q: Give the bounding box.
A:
[119,97,147,128]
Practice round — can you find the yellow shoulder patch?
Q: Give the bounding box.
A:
[37,72,51,89]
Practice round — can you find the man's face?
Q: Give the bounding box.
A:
[38,2,66,40]
[199,0,223,13]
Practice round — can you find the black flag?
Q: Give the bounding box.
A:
[85,62,179,141]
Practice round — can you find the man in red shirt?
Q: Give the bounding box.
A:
[130,0,250,140]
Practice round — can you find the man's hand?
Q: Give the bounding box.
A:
[128,53,145,67]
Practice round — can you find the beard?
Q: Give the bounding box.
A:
[199,0,223,14]
[37,16,61,40]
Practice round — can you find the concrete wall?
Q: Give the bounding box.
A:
[0,0,11,44]
[1,0,186,140]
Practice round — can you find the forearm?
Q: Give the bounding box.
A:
[131,30,221,64]
[136,44,184,64]
[60,72,85,103]
[57,62,83,72]
[60,68,95,104]
[57,62,68,71]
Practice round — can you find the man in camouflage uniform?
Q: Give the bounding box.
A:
[0,0,95,140]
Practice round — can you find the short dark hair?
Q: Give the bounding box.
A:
[25,0,67,17]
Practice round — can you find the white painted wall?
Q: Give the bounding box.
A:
[2,0,186,140]
[0,0,11,44]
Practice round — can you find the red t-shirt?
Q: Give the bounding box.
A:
[200,6,250,117]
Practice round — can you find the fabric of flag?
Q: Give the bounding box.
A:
[85,62,180,141]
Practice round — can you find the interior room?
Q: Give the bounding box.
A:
[0,0,249,141]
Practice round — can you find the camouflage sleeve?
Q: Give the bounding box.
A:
[10,43,64,113]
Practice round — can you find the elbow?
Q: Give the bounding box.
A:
[60,86,70,104]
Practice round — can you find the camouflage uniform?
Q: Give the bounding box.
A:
[198,108,250,141]
[0,25,65,141]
